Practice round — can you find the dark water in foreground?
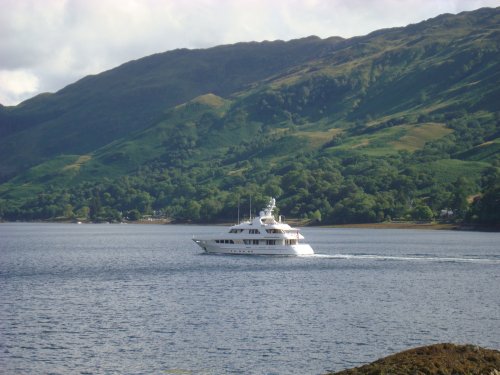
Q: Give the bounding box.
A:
[0,223,499,374]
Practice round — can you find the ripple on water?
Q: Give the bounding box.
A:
[0,224,499,374]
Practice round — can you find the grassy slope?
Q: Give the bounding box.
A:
[324,123,452,157]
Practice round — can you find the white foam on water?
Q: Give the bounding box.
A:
[309,253,500,264]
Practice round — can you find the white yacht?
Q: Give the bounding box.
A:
[192,198,314,255]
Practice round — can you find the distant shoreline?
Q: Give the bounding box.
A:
[1,219,497,231]
[322,222,500,232]
[321,222,458,230]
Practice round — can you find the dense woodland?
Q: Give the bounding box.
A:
[1,111,498,226]
[0,7,499,226]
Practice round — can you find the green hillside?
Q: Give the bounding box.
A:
[0,36,343,181]
[0,7,499,225]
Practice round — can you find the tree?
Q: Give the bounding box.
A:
[89,192,102,221]
[102,207,123,223]
[63,204,75,219]
[200,198,223,221]
[449,177,473,219]
[132,191,153,214]
[185,200,201,221]
[127,209,141,221]
[412,205,434,221]
[76,206,90,220]
[310,209,322,223]
[329,192,377,224]
[467,185,500,226]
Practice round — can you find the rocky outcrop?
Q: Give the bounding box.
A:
[327,343,500,375]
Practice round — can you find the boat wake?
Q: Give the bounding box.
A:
[308,253,500,264]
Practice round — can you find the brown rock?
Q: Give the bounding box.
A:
[327,343,500,375]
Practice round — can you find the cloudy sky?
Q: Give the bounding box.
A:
[1,0,499,106]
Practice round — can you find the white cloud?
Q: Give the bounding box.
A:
[0,69,39,105]
[0,0,499,105]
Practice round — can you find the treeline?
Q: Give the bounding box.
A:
[1,149,498,226]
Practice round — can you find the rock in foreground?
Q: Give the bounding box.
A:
[327,343,500,375]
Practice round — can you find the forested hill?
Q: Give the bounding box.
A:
[0,7,499,225]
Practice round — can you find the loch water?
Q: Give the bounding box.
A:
[1,223,499,374]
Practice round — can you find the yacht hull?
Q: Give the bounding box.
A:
[193,239,314,256]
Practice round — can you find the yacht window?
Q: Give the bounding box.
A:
[266,240,276,245]
[266,229,284,234]
[252,239,259,245]
[249,229,260,234]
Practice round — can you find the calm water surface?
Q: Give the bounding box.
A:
[0,223,499,374]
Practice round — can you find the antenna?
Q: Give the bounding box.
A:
[237,196,240,224]
[249,195,252,220]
